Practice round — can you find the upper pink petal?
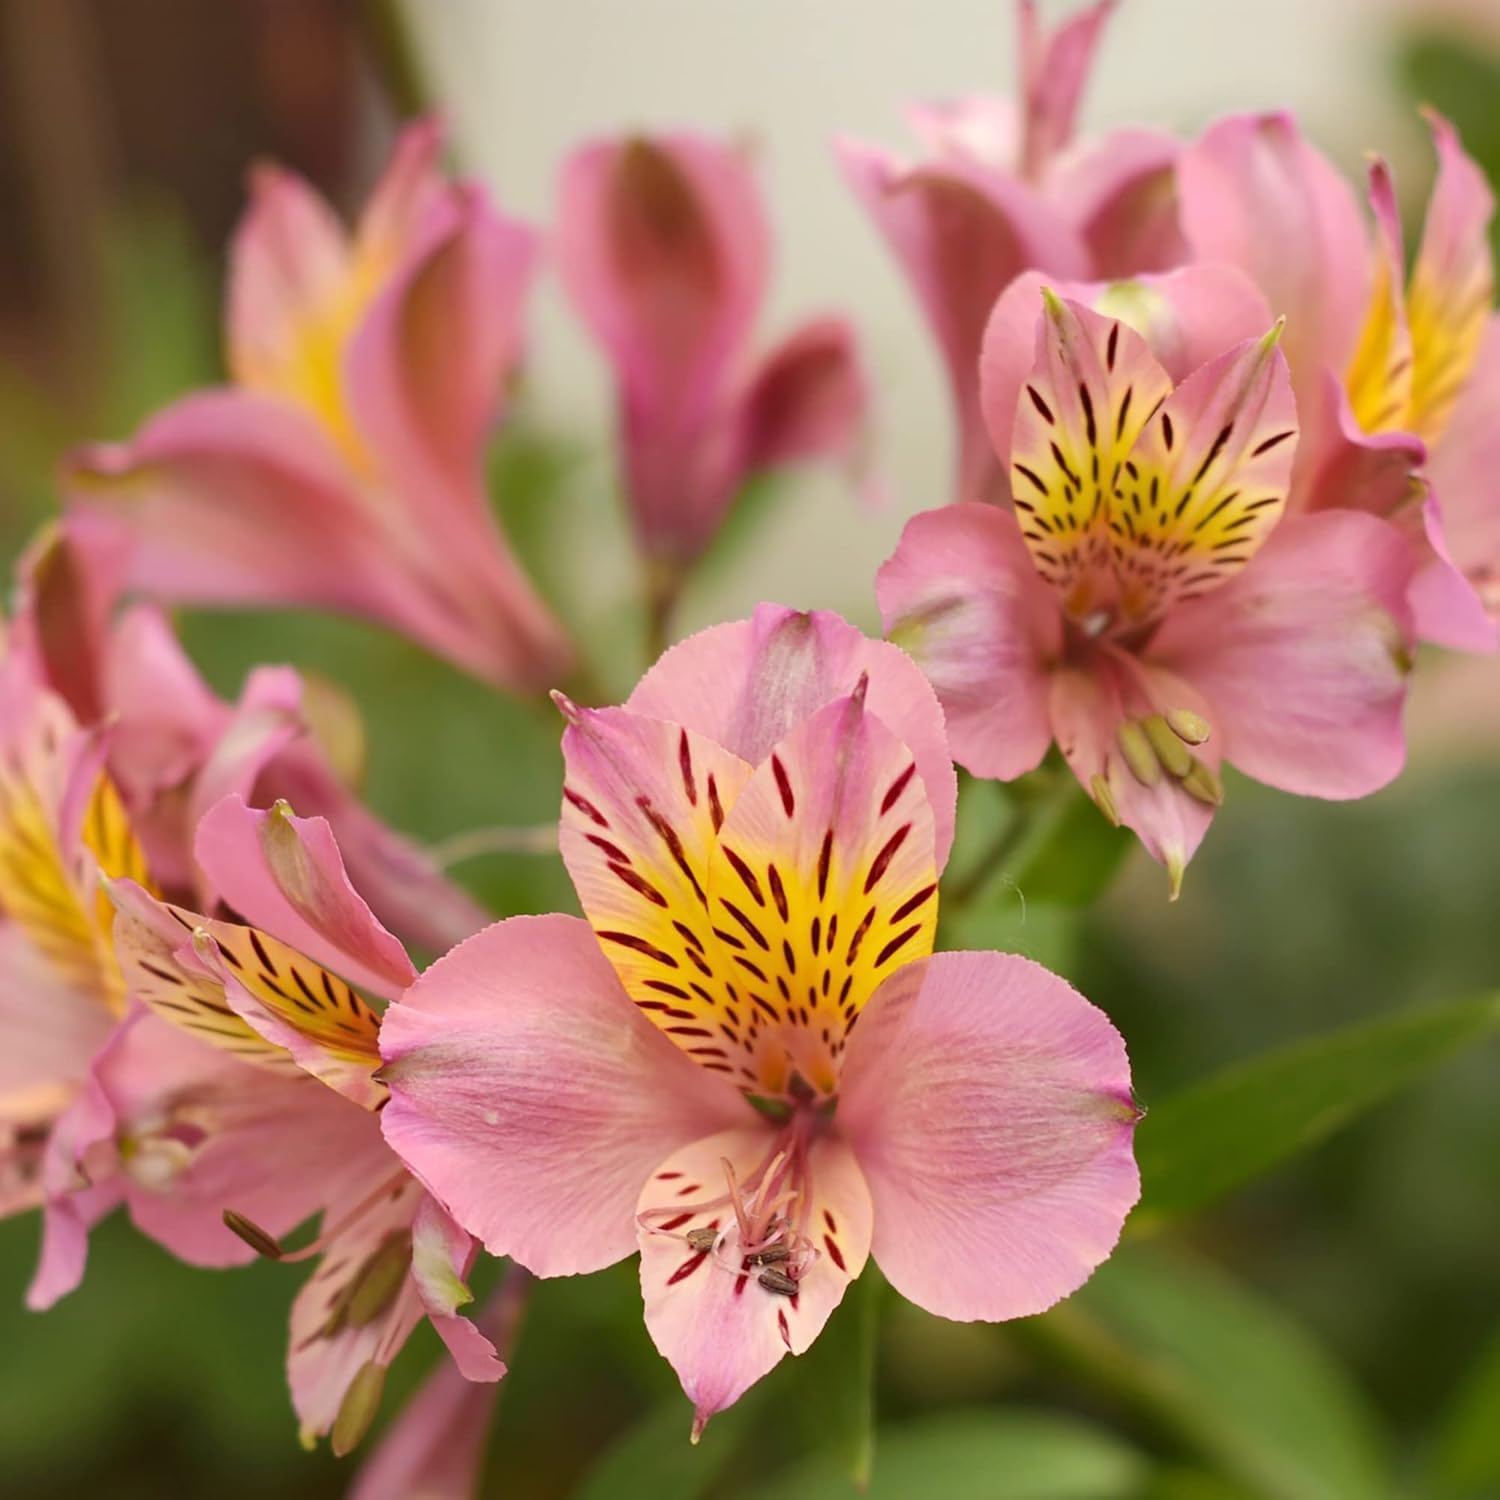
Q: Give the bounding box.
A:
[1410,485,1498,652]
[837,139,1089,505]
[627,604,959,866]
[193,795,416,1003]
[636,1125,871,1433]
[1151,510,1416,799]
[1178,111,1371,389]
[378,915,746,1277]
[838,951,1138,1322]
[1016,0,1118,178]
[876,505,1059,783]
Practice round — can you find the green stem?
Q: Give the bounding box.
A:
[944,809,1036,910]
[643,559,684,666]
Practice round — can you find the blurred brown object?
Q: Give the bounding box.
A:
[0,0,370,400]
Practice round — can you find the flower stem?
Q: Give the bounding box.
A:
[643,558,685,666]
[426,824,559,867]
[944,808,1036,910]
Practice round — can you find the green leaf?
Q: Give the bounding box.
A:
[1134,994,1500,1228]
[573,1392,759,1500]
[1062,1244,1388,1500]
[744,1409,1147,1500]
[1431,1324,1500,1495]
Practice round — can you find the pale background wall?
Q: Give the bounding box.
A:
[402,0,1428,635]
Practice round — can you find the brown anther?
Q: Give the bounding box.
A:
[1115,719,1161,787]
[223,1209,283,1260]
[1181,758,1224,807]
[1166,707,1211,745]
[745,1244,791,1266]
[685,1227,718,1253]
[758,1267,800,1296]
[1142,715,1193,778]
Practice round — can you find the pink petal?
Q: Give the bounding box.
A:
[733,315,869,482]
[637,1125,871,1433]
[627,604,959,866]
[354,118,451,266]
[193,795,416,1002]
[1151,510,1416,798]
[839,951,1138,1322]
[1179,111,1371,389]
[410,1195,506,1382]
[378,915,745,1277]
[1409,486,1498,653]
[904,96,1018,174]
[876,504,1058,782]
[836,140,1088,505]
[1292,369,1425,520]
[1016,0,1118,178]
[1053,127,1188,278]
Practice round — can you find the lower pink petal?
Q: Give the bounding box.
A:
[1410,488,1498,652]
[1151,510,1415,798]
[379,915,746,1277]
[637,1125,871,1434]
[838,952,1139,1322]
[876,505,1059,782]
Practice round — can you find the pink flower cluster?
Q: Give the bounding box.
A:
[2,1,1496,1490]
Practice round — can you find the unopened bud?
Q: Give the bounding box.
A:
[1142,715,1193,778]
[331,1361,386,1456]
[1181,759,1224,807]
[1166,708,1210,745]
[1115,719,1161,787]
[223,1210,283,1260]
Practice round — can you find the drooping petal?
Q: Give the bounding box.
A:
[637,1125,871,1434]
[626,605,958,865]
[409,1195,506,1382]
[837,140,1089,505]
[1406,109,1496,445]
[193,795,416,1003]
[876,504,1059,782]
[1151,510,1415,798]
[108,878,387,1108]
[838,951,1138,1322]
[732,316,869,483]
[702,688,941,1097]
[556,133,767,417]
[1007,290,1174,617]
[979,266,1272,491]
[378,915,745,1277]
[1408,486,1498,652]
[1178,111,1371,387]
[1110,325,1297,623]
[1015,0,1118,178]
[1345,160,1415,435]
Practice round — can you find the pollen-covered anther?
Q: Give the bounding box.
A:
[1115,719,1161,788]
[1141,715,1193,778]
[1165,707,1211,746]
[1180,758,1224,807]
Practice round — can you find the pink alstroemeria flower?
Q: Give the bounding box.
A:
[61,119,572,693]
[39,797,504,1451]
[839,0,1186,504]
[0,631,151,1222]
[379,606,1139,1432]
[12,524,486,955]
[556,134,871,567]
[1178,108,1499,650]
[879,283,1417,892]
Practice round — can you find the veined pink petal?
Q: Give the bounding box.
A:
[193,796,416,1003]
[378,915,745,1276]
[1152,510,1416,799]
[626,605,958,865]
[732,316,869,484]
[837,139,1089,505]
[637,1125,871,1434]
[1052,126,1188,278]
[1406,109,1496,444]
[1292,369,1425,520]
[1016,0,1118,178]
[1179,111,1371,388]
[1409,487,1498,652]
[839,951,1138,1322]
[1344,159,1414,436]
[876,505,1058,782]
[978,265,1272,495]
[557,132,768,417]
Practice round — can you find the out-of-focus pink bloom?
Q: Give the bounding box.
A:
[0,631,150,1224]
[379,606,1138,1433]
[1178,109,1499,649]
[556,134,871,565]
[12,525,487,955]
[61,119,572,693]
[839,0,1186,504]
[40,798,504,1450]
[880,284,1416,893]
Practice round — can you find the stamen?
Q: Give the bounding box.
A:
[279,1170,411,1264]
[1166,707,1211,745]
[1115,719,1161,787]
[1141,715,1193,778]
